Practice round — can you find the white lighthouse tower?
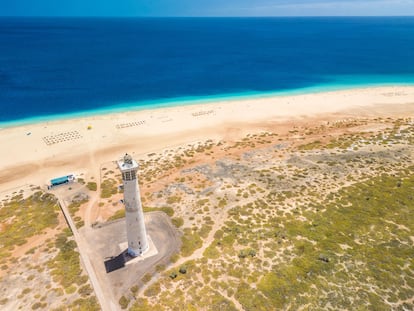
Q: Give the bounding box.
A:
[117,153,149,257]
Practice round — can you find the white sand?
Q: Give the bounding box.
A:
[1,86,414,191]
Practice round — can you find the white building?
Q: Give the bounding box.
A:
[117,153,149,257]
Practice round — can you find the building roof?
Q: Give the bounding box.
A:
[117,153,139,171]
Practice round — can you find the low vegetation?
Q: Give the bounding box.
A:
[67,194,89,228]
[124,117,414,310]
[100,178,119,199]
[0,190,99,310]
[0,191,59,261]
[48,229,86,289]
[86,182,97,191]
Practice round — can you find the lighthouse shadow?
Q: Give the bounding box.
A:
[104,249,134,273]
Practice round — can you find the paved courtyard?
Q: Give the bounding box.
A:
[80,211,181,302]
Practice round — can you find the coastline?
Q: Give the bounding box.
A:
[1,85,414,192]
[3,17,414,311]
[2,79,414,129]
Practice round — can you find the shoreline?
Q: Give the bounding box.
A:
[2,81,414,129]
[1,85,414,192]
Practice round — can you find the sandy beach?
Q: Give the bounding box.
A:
[1,85,414,192]
[2,85,414,311]
[2,13,414,311]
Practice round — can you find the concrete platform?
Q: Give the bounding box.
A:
[118,235,159,266]
[80,211,181,299]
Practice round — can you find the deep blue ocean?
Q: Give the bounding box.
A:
[1,17,414,125]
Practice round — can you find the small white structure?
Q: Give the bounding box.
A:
[117,153,149,257]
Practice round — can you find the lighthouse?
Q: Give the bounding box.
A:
[117,153,149,257]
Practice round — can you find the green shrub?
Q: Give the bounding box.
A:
[119,295,129,309]
[69,297,100,311]
[181,228,203,257]
[172,217,184,228]
[144,283,161,297]
[86,182,97,191]
[166,196,181,204]
[141,273,152,283]
[143,206,174,217]
[108,209,125,221]
[78,284,93,297]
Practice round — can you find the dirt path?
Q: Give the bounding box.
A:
[84,150,102,227]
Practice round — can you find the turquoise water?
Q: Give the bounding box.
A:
[1,17,414,127]
[2,75,413,129]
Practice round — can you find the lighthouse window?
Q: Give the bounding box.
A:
[122,171,137,181]
[123,171,133,181]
